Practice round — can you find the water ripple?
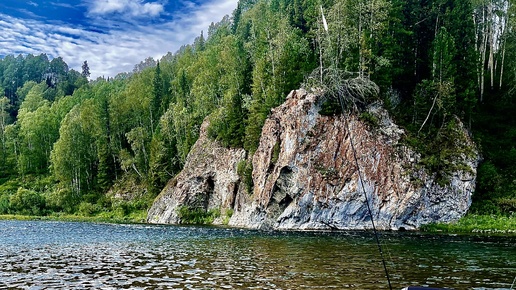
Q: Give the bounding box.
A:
[0,221,514,289]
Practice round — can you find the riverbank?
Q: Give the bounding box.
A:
[0,210,147,224]
[420,214,516,234]
[1,213,515,234]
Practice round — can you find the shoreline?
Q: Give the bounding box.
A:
[0,213,146,224]
[1,213,515,235]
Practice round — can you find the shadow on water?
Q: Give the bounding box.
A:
[0,220,514,289]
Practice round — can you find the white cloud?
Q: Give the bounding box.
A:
[0,0,238,79]
[87,0,165,18]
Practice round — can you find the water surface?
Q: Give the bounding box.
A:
[0,221,514,289]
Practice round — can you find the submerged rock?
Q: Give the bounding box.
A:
[148,89,479,230]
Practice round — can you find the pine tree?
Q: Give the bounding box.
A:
[81,61,91,79]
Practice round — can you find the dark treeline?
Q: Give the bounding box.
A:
[0,0,515,218]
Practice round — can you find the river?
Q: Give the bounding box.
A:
[0,220,514,289]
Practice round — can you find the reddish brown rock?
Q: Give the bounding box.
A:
[148,89,479,230]
[230,89,478,230]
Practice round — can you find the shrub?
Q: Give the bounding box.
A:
[0,194,10,214]
[496,198,516,215]
[319,98,342,116]
[46,188,77,213]
[9,188,46,216]
[237,160,254,194]
[359,111,379,128]
[222,208,234,225]
[78,202,101,216]
[271,141,280,165]
[468,200,501,215]
[177,206,220,224]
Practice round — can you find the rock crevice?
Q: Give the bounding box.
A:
[148,89,479,230]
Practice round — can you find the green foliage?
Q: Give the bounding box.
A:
[237,159,254,194]
[9,188,46,216]
[496,198,516,215]
[51,101,99,196]
[222,208,234,225]
[46,188,77,213]
[359,111,379,128]
[0,178,19,195]
[208,93,247,148]
[403,118,476,187]
[78,202,102,217]
[421,214,516,234]
[177,206,221,224]
[0,194,10,214]
[271,141,280,165]
[243,100,268,153]
[319,98,342,116]
[0,0,514,222]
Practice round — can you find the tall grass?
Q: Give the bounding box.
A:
[421,214,516,234]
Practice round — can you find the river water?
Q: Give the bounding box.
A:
[0,221,514,289]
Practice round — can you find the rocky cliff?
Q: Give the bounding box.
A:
[147,89,479,230]
[147,120,247,224]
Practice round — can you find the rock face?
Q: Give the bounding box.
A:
[147,121,246,224]
[148,89,479,230]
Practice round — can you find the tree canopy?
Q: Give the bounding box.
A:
[0,0,515,217]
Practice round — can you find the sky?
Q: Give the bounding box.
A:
[0,0,238,79]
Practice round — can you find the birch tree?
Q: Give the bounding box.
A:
[0,96,10,173]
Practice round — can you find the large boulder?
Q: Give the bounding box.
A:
[148,89,479,230]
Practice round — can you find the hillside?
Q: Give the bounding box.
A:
[0,0,515,222]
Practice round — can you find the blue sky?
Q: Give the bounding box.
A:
[0,0,238,78]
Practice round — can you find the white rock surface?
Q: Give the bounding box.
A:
[149,89,479,230]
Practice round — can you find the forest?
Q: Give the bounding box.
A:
[0,0,515,221]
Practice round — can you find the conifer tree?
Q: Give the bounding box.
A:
[81,61,91,79]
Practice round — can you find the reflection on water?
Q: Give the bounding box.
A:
[0,221,514,289]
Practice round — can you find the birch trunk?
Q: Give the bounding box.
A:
[480,6,488,102]
[488,0,495,90]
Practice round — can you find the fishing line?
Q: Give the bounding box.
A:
[319,5,392,289]
[337,93,393,290]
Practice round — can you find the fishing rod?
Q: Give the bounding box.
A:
[319,5,393,290]
[336,92,393,290]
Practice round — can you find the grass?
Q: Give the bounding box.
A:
[3,212,516,235]
[421,214,516,234]
[177,206,221,225]
[0,209,148,224]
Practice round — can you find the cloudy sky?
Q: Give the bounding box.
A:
[0,0,238,78]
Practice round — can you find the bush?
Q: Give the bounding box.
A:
[177,206,220,224]
[9,188,46,216]
[0,179,20,195]
[78,202,101,216]
[359,111,379,128]
[469,200,501,215]
[319,98,342,116]
[476,161,502,198]
[46,188,77,213]
[496,198,516,215]
[237,160,254,194]
[0,194,10,214]
[404,118,476,187]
